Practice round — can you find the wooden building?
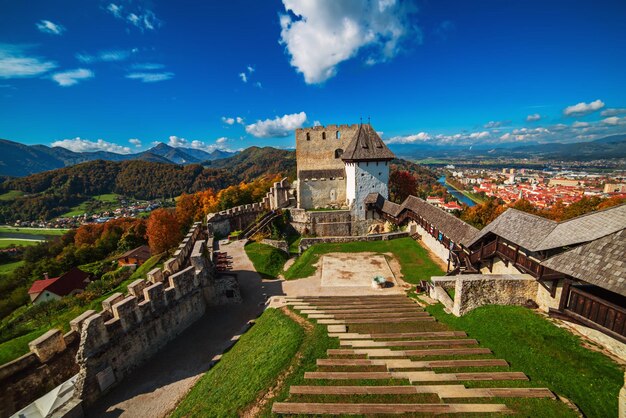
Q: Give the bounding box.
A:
[116,245,151,267]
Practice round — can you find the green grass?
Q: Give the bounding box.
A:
[172,308,304,417]
[61,194,121,217]
[61,201,90,217]
[0,190,25,201]
[93,193,120,203]
[0,226,69,236]
[427,304,623,418]
[283,237,444,283]
[0,260,24,274]
[244,242,289,279]
[0,239,40,248]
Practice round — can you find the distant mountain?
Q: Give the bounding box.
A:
[206,146,297,181]
[388,134,626,161]
[0,138,238,177]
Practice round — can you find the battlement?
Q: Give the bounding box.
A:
[296,123,359,132]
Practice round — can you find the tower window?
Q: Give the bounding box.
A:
[334,149,343,158]
[322,132,326,139]
[336,131,341,139]
[306,132,310,141]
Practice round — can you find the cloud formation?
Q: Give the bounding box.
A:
[386,132,431,144]
[126,72,173,82]
[601,108,626,117]
[563,99,605,116]
[222,116,244,125]
[76,49,135,63]
[129,138,142,147]
[279,0,417,84]
[167,135,230,152]
[245,112,307,138]
[36,20,66,35]
[0,44,57,79]
[52,137,132,154]
[526,113,541,122]
[106,3,161,31]
[483,120,509,129]
[51,68,94,86]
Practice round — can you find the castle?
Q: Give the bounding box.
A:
[294,123,395,220]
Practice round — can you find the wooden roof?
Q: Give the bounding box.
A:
[117,245,152,261]
[341,124,395,162]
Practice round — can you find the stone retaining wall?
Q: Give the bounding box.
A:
[261,239,289,254]
[430,274,537,316]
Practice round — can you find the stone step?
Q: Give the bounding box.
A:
[289,385,555,399]
[317,317,435,325]
[327,347,492,358]
[289,296,410,300]
[305,371,527,382]
[317,358,509,369]
[310,312,430,319]
[339,339,478,348]
[292,304,417,310]
[328,331,467,339]
[271,402,511,415]
[302,307,423,315]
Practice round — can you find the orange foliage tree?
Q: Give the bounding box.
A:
[147,208,182,254]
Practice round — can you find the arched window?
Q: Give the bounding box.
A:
[336,131,341,139]
[322,132,326,140]
[334,148,343,158]
[306,132,310,141]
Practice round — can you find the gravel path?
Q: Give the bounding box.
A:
[86,240,283,418]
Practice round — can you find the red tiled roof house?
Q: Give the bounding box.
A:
[28,267,91,304]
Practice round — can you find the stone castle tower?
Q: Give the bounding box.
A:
[295,123,395,220]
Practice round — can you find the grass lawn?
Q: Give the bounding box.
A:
[93,193,120,203]
[283,237,444,283]
[0,254,163,365]
[0,239,40,248]
[0,190,25,201]
[427,304,623,418]
[61,201,90,217]
[244,242,288,279]
[172,308,304,417]
[0,260,24,274]
[0,226,69,236]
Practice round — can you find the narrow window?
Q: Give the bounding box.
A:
[306,132,310,141]
[336,131,341,139]
[334,149,343,158]
[322,132,326,140]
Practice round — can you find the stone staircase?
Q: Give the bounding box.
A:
[272,295,555,416]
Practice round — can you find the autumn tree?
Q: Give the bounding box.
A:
[460,199,506,229]
[147,208,182,254]
[389,170,417,203]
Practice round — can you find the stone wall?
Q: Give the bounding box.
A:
[295,124,359,173]
[297,177,346,210]
[408,220,450,264]
[479,257,523,275]
[430,274,538,316]
[0,330,80,417]
[290,208,353,237]
[535,279,564,312]
[299,231,409,253]
[261,239,289,254]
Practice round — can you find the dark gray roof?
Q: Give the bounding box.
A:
[468,204,626,252]
[541,229,626,297]
[341,124,395,162]
[364,192,384,205]
[381,195,478,246]
[298,168,345,180]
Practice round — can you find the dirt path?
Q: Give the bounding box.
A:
[86,240,284,418]
[241,307,312,417]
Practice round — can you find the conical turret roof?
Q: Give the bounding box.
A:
[341,123,396,162]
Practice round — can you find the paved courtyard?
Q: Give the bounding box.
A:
[320,253,397,288]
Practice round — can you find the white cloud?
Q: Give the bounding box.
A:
[168,135,187,147]
[572,121,589,128]
[313,120,321,127]
[76,49,134,63]
[279,0,417,84]
[51,68,94,86]
[239,72,247,83]
[236,116,244,124]
[222,117,235,125]
[601,108,626,117]
[216,137,228,144]
[247,65,255,73]
[129,138,142,147]
[469,131,490,139]
[601,116,626,126]
[0,44,57,79]
[36,20,66,35]
[106,3,161,31]
[526,113,541,122]
[126,72,173,82]
[167,135,230,152]
[563,99,605,116]
[386,132,431,144]
[52,137,132,154]
[131,63,164,70]
[245,112,307,138]
[483,121,509,129]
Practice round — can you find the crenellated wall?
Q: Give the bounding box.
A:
[1,221,242,415]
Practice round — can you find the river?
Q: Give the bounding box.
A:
[437,176,476,207]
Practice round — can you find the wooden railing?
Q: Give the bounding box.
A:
[563,286,626,341]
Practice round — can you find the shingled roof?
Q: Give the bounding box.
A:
[541,229,626,297]
[341,124,395,162]
[468,204,626,252]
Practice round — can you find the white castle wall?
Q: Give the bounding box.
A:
[347,161,389,219]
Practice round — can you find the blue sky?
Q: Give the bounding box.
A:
[1,0,626,154]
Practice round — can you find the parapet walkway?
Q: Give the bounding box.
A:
[272,295,555,416]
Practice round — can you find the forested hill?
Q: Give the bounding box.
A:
[0,147,295,222]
